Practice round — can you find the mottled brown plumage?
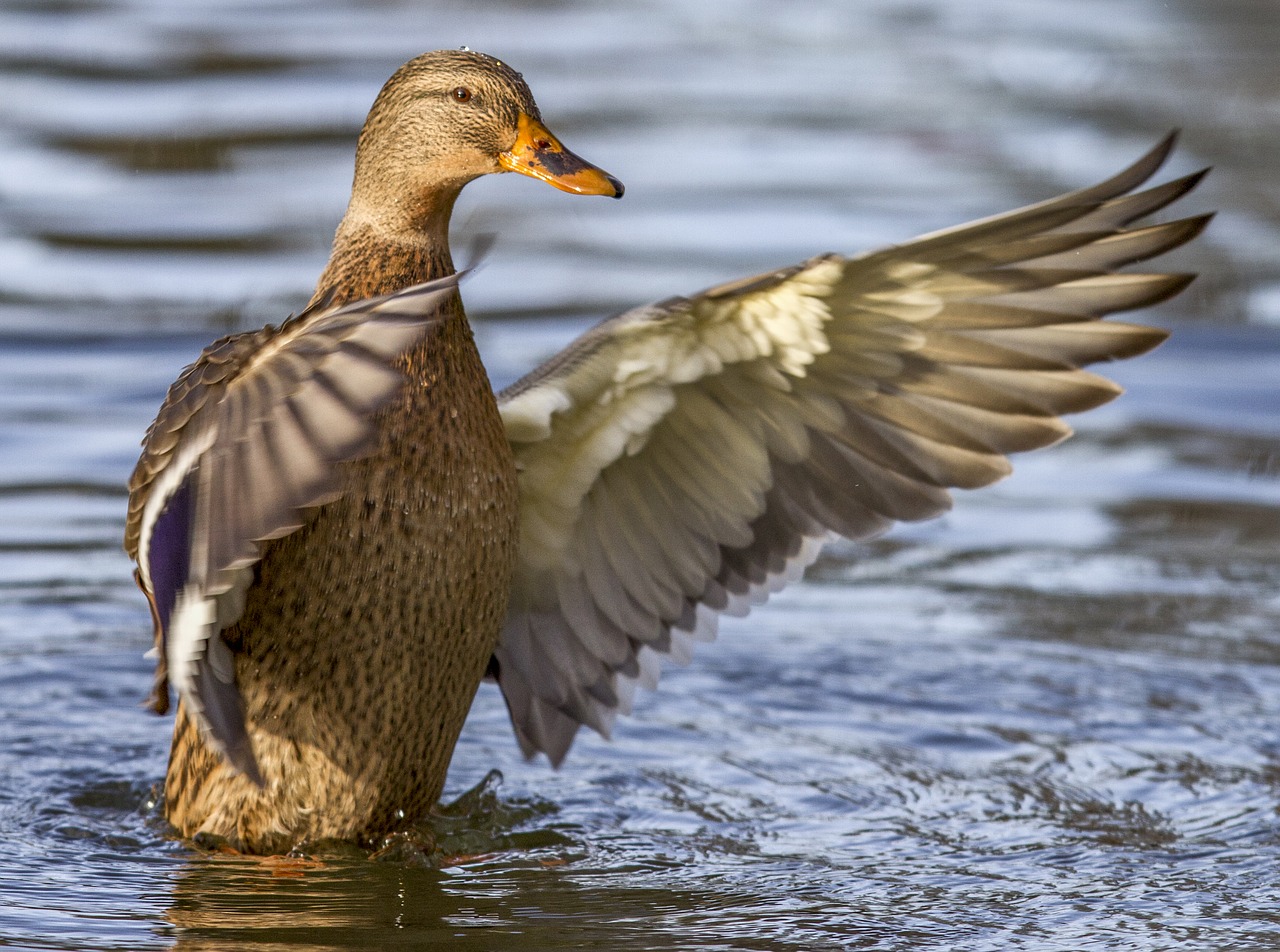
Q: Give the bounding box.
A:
[163,302,518,852]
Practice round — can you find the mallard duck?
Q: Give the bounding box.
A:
[126,49,1208,854]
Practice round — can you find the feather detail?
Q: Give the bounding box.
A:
[126,275,465,780]
[493,134,1210,763]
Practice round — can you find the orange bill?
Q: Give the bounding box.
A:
[499,113,623,198]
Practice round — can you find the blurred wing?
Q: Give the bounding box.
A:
[495,133,1210,764]
[125,276,462,781]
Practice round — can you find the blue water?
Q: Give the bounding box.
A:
[2,0,1279,949]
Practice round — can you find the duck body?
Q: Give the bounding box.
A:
[162,299,518,852]
[128,50,1208,854]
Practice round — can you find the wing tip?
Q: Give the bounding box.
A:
[1148,128,1180,167]
[1120,129,1180,188]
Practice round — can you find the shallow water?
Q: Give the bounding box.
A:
[2,0,1279,949]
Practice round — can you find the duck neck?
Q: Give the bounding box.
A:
[311,189,460,308]
[310,189,488,401]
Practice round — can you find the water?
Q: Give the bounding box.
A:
[2,0,1279,948]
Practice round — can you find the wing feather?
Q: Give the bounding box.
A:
[494,135,1209,763]
[126,275,463,778]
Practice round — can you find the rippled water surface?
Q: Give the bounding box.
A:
[2,1,1279,949]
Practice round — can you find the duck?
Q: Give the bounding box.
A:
[125,49,1209,854]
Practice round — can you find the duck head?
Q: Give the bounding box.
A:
[347,49,623,232]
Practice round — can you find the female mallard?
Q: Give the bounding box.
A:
[126,49,1208,854]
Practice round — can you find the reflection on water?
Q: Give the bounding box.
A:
[2,0,1280,949]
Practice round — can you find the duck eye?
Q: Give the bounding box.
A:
[452,86,473,103]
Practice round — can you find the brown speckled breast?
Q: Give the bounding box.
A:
[163,289,520,853]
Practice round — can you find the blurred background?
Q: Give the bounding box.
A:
[1,1,1278,950]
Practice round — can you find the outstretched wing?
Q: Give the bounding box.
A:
[125,276,463,782]
[494,133,1209,764]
